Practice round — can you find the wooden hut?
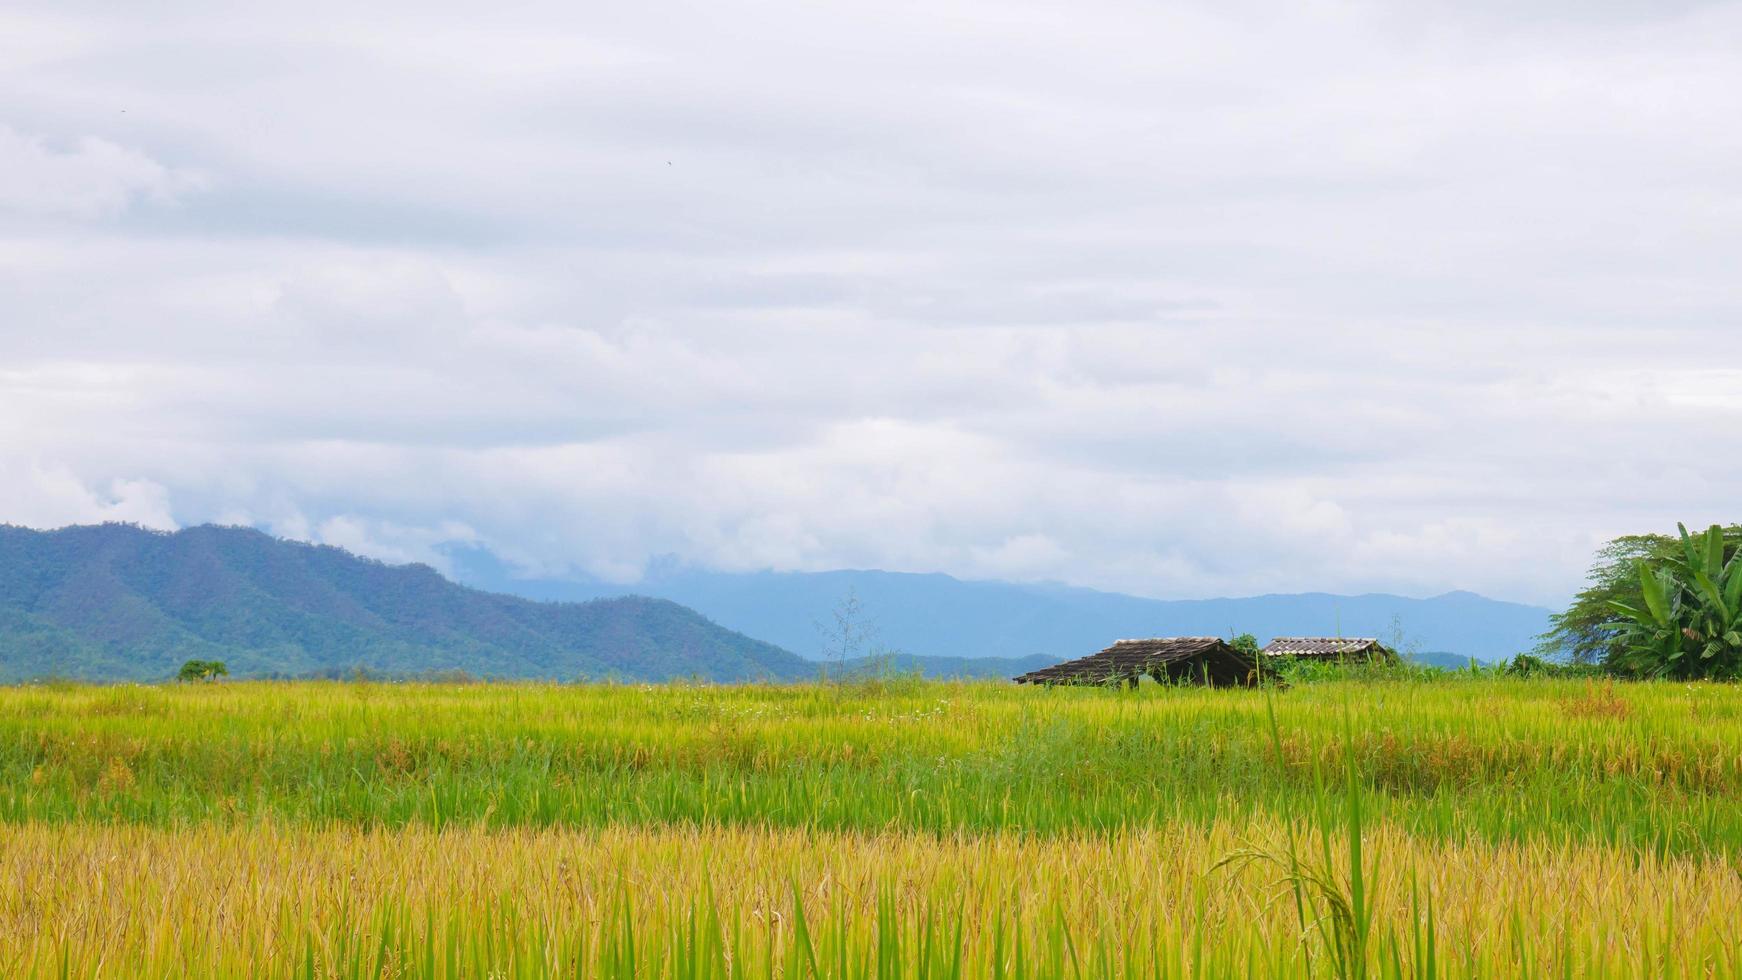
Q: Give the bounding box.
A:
[1261,637,1397,663]
[1013,637,1264,687]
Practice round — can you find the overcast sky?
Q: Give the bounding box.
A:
[4,1,1740,606]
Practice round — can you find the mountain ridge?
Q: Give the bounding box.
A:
[446,550,1553,663]
[0,523,1553,681]
[0,523,811,682]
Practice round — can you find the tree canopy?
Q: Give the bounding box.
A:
[1540,524,1742,676]
[177,659,228,682]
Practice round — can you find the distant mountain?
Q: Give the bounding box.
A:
[448,552,1553,664]
[0,524,1546,683]
[0,524,813,682]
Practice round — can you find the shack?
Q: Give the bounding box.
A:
[1261,637,1397,663]
[1013,637,1264,687]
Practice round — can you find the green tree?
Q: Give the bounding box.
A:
[1538,526,1742,665]
[1603,524,1742,680]
[177,659,228,682]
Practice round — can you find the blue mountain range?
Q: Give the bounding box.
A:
[446,548,1552,666]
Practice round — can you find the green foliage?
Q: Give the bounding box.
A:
[1538,525,1742,665]
[176,659,228,682]
[1499,654,1602,679]
[1602,523,1742,680]
[1268,655,1440,685]
[1500,654,1551,677]
[1229,632,1260,655]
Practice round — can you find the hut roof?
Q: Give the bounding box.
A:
[1014,637,1259,685]
[1261,637,1391,659]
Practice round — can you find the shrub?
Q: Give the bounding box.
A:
[176,659,228,682]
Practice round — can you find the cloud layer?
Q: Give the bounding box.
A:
[5,0,1741,605]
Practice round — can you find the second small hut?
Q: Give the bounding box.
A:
[1014,636,1264,687]
[1261,637,1397,663]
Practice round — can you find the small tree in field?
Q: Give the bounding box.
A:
[177,659,228,683]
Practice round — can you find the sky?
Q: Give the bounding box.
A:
[3,0,1740,607]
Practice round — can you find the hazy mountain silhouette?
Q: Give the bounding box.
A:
[448,550,1552,663]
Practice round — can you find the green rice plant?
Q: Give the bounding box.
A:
[6,678,1742,976]
[6,678,1742,854]
[1216,694,1382,979]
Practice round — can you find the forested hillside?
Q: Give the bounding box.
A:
[0,524,810,682]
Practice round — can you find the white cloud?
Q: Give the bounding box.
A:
[0,125,201,219]
[0,464,176,531]
[3,0,1741,606]
[309,515,478,573]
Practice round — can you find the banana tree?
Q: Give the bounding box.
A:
[1605,524,1742,679]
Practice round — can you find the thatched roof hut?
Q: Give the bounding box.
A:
[1014,637,1264,687]
[1261,637,1397,663]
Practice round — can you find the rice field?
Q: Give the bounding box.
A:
[6,676,1742,977]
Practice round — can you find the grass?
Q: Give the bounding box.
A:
[5,675,1742,976]
[8,677,1742,850]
